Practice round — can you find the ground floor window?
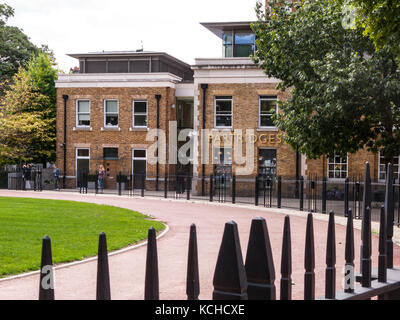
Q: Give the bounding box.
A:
[213,147,232,189]
[258,149,277,179]
[76,148,90,187]
[103,148,119,160]
[379,153,399,181]
[327,155,348,179]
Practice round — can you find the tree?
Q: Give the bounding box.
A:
[0,3,38,88]
[343,0,400,61]
[252,0,400,162]
[0,67,56,165]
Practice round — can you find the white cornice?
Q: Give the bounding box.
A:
[55,73,183,88]
[193,68,280,84]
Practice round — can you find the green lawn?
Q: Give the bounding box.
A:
[0,197,165,277]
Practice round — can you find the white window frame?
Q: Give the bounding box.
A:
[378,152,400,181]
[132,100,148,128]
[104,99,119,128]
[76,100,91,128]
[132,149,147,177]
[259,96,278,129]
[327,155,348,180]
[214,96,233,129]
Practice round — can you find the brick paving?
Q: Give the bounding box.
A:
[0,190,398,300]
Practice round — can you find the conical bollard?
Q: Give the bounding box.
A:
[145,227,159,300]
[186,224,200,300]
[213,221,248,300]
[245,217,276,300]
[39,235,54,300]
[97,232,111,300]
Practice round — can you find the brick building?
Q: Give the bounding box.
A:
[55,20,397,190]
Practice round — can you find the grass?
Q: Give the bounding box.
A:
[0,197,165,277]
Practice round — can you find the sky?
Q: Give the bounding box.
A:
[5,0,260,72]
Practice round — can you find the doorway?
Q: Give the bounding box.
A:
[76,148,90,188]
[132,149,147,188]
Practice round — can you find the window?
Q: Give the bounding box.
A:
[259,96,278,128]
[76,100,90,127]
[234,32,255,57]
[223,31,255,58]
[258,149,277,178]
[104,100,119,127]
[103,148,119,160]
[213,147,233,166]
[328,155,348,179]
[133,101,148,128]
[215,96,233,128]
[223,33,233,58]
[379,153,399,180]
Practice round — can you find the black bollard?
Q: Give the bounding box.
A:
[39,236,55,300]
[277,176,282,209]
[378,206,387,283]
[304,213,315,300]
[97,232,111,300]
[325,211,336,299]
[186,224,200,300]
[213,221,248,300]
[344,209,355,294]
[361,206,372,288]
[280,216,292,300]
[144,227,159,300]
[385,163,394,268]
[245,217,276,300]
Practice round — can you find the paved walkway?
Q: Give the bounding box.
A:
[0,190,399,300]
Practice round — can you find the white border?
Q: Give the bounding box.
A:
[76,148,90,188]
[132,100,148,129]
[378,151,400,181]
[259,95,278,130]
[132,148,147,177]
[104,99,119,128]
[76,99,91,128]
[214,96,233,129]
[327,155,349,181]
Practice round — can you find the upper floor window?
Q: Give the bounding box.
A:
[328,155,348,179]
[133,100,148,128]
[76,100,90,127]
[259,96,278,128]
[379,153,399,181]
[223,31,255,58]
[104,100,119,127]
[215,96,233,128]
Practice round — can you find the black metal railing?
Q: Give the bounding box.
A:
[72,169,400,224]
[34,163,400,300]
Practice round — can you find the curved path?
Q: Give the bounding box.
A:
[0,190,398,300]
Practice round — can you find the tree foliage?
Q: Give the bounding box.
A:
[252,0,400,161]
[346,0,400,61]
[0,55,57,165]
[0,3,38,87]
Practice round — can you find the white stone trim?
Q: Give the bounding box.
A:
[56,73,182,88]
[176,83,195,97]
[193,69,280,84]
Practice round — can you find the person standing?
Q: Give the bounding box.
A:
[24,164,31,190]
[53,165,60,191]
[98,165,106,193]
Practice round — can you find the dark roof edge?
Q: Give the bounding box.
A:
[67,51,192,69]
[200,21,255,38]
